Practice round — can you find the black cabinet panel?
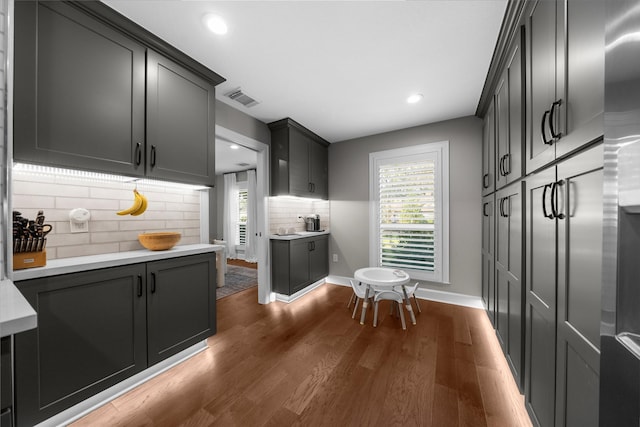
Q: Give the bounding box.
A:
[14,264,147,427]
[269,118,329,199]
[14,1,145,176]
[147,254,216,365]
[146,52,216,186]
[271,235,329,296]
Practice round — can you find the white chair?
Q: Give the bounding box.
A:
[348,279,375,319]
[395,281,422,314]
[373,290,406,330]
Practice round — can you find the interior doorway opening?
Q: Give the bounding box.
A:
[213,125,270,304]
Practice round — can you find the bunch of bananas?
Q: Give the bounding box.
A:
[117,189,148,216]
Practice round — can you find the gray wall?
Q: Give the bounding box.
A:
[211,100,270,242]
[328,115,483,297]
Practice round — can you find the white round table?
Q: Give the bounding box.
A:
[354,267,416,326]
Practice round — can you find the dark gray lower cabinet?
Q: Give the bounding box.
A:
[14,264,147,427]
[271,235,328,295]
[13,254,216,426]
[495,181,524,391]
[481,194,496,324]
[147,255,216,365]
[525,143,602,427]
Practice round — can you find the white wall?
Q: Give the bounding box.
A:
[328,115,483,297]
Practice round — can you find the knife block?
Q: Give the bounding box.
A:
[13,250,46,270]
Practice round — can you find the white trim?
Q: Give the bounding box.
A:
[34,341,208,427]
[368,141,449,284]
[326,275,483,309]
[215,125,270,304]
[274,278,326,303]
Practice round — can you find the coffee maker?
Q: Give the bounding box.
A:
[304,214,321,232]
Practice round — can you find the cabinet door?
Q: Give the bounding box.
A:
[288,128,312,197]
[525,166,557,427]
[495,73,509,190]
[526,0,558,174]
[555,144,602,427]
[14,265,147,427]
[14,1,145,176]
[554,0,604,160]
[146,51,216,186]
[495,181,524,391]
[290,239,311,294]
[309,140,329,199]
[147,254,216,365]
[482,195,495,324]
[482,100,496,196]
[309,236,328,283]
[507,30,524,185]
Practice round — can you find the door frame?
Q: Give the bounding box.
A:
[214,125,271,304]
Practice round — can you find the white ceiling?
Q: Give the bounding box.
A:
[102,0,507,170]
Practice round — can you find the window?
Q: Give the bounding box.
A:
[237,186,248,246]
[369,142,449,283]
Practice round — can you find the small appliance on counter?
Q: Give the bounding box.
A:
[12,210,50,270]
[304,214,322,232]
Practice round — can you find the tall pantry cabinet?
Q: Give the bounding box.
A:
[478,1,604,426]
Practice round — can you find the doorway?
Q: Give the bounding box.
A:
[213,125,270,304]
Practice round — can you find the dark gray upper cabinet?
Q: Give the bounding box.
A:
[482,101,495,196]
[495,28,524,190]
[525,0,604,174]
[271,235,329,296]
[146,52,216,186]
[14,0,223,186]
[146,254,216,365]
[268,118,330,200]
[14,1,146,176]
[14,264,148,427]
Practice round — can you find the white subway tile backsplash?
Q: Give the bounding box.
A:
[57,197,119,210]
[13,194,55,209]
[57,243,120,259]
[13,171,202,260]
[268,197,330,234]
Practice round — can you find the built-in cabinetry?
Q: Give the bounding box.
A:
[495,28,524,189]
[482,102,495,196]
[271,235,328,296]
[481,194,495,324]
[495,181,524,391]
[525,0,604,174]
[13,0,222,186]
[524,144,602,427]
[268,118,329,200]
[478,0,604,425]
[13,254,215,427]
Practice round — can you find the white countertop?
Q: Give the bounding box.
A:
[1,279,37,337]
[270,230,330,240]
[11,244,224,281]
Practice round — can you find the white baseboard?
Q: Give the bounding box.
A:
[326,275,484,309]
[274,278,326,303]
[35,341,208,427]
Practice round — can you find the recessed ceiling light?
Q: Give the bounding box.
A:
[407,93,423,104]
[229,144,240,150]
[203,13,228,35]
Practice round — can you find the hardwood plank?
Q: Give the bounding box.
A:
[70,284,532,427]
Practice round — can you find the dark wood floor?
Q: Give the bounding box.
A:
[227,259,257,269]
[72,283,532,427]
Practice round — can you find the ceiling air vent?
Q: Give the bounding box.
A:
[224,87,259,108]
[236,162,251,167]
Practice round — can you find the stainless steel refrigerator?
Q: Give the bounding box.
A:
[601,1,640,425]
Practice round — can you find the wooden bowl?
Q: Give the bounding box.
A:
[138,232,181,251]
